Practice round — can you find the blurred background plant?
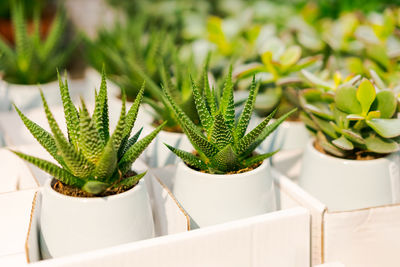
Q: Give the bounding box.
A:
[0,0,78,84]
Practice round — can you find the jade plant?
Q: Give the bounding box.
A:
[234,39,320,118]
[164,69,296,174]
[300,74,400,158]
[11,70,165,195]
[0,2,76,84]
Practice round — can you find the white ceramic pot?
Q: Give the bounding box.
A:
[0,79,61,112]
[144,127,193,168]
[299,140,400,212]
[173,160,276,227]
[40,178,154,259]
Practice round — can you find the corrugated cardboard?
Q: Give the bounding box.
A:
[273,156,400,267]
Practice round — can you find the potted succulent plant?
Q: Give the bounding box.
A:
[0,2,77,111]
[11,71,165,258]
[234,39,320,151]
[299,74,400,211]
[164,69,295,227]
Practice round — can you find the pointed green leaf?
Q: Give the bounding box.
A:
[118,122,166,175]
[112,91,126,151]
[13,104,65,167]
[210,113,233,150]
[41,91,95,178]
[92,67,109,142]
[118,128,143,160]
[10,151,85,188]
[78,99,104,164]
[191,77,213,132]
[114,172,146,189]
[93,138,117,182]
[203,70,217,116]
[236,110,276,154]
[210,145,239,173]
[220,67,235,129]
[58,73,79,145]
[235,76,259,140]
[165,144,208,170]
[242,150,278,166]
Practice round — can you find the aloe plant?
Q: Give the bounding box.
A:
[164,69,296,174]
[300,74,400,158]
[0,2,76,84]
[11,70,165,195]
[234,38,320,117]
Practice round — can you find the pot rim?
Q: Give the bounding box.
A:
[44,177,145,202]
[177,159,269,179]
[307,139,395,164]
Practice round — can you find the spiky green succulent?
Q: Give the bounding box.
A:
[164,69,296,174]
[0,2,77,84]
[300,74,400,158]
[11,70,165,195]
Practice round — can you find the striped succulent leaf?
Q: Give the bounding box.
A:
[12,71,163,195]
[164,71,295,174]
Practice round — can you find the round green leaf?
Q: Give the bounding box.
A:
[365,134,399,154]
[335,86,362,114]
[374,90,397,118]
[366,118,400,138]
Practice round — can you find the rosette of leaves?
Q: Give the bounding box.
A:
[85,16,173,100]
[300,75,400,158]
[11,71,165,195]
[234,39,320,118]
[164,69,296,174]
[0,2,76,84]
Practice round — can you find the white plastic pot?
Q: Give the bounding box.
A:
[0,79,60,112]
[40,178,154,259]
[173,160,276,227]
[299,140,400,212]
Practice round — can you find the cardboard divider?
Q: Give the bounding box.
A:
[273,151,400,267]
[18,163,311,266]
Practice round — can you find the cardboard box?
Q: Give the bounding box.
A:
[0,148,39,193]
[19,164,310,267]
[0,189,38,266]
[273,160,400,267]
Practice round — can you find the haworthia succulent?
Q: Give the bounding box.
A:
[12,70,163,195]
[164,71,295,174]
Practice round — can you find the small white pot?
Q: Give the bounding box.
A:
[173,160,276,227]
[0,79,61,112]
[299,140,400,212]
[40,178,154,259]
